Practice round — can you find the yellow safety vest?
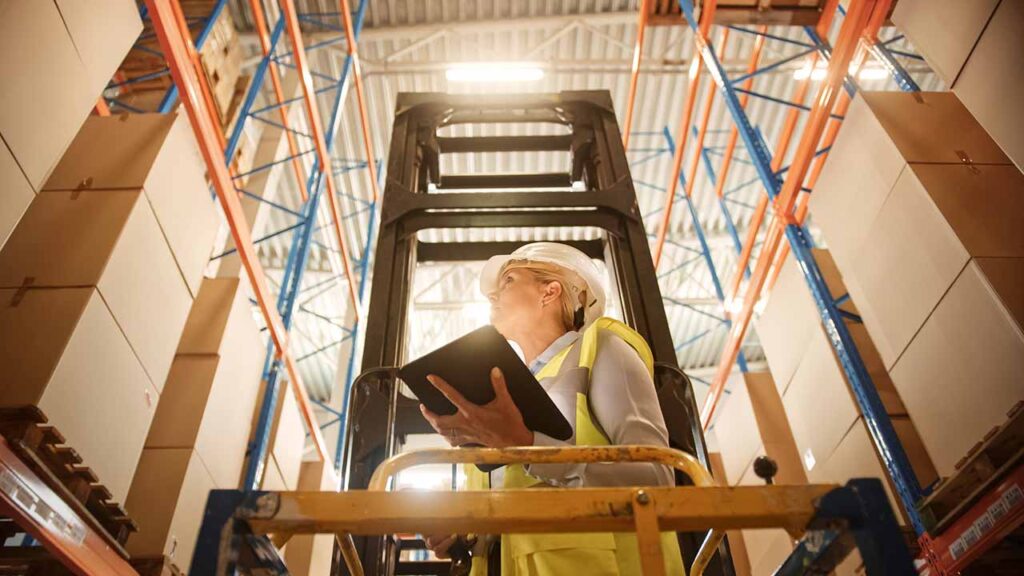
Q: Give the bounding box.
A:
[464,318,686,576]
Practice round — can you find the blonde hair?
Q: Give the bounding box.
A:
[500,260,588,331]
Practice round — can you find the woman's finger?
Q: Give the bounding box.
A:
[419,405,444,434]
[427,374,477,415]
[425,534,457,559]
[489,367,513,403]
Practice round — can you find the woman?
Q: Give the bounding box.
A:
[419,242,684,576]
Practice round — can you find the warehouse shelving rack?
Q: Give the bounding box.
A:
[616,0,1023,573]
[1,0,379,572]
[2,1,1019,574]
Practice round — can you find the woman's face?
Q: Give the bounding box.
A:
[488,267,558,338]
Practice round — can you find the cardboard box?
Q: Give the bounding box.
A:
[146,353,262,489]
[0,139,33,249]
[147,277,263,487]
[272,384,308,491]
[737,465,793,576]
[55,0,143,97]
[125,448,217,573]
[808,417,938,526]
[0,190,192,389]
[891,0,1000,86]
[890,258,1024,475]
[285,461,340,576]
[0,0,94,189]
[261,456,290,491]
[755,249,854,393]
[707,453,752,576]
[953,0,1024,172]
[783,320,906,477]
[714,372,806,486]
[43,112,217,296]
[811,92,1011,274]
[177,277,261,356]
[0,287,155,502]
[851,163,1024,368]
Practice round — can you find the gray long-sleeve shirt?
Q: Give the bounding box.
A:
[492,329,675,488]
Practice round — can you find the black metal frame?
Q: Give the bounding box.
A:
[339,91,727,575]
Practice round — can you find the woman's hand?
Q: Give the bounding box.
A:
[424,534,458,559]
[420,367,534,449]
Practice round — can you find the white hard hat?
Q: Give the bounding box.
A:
[479,242,607,329]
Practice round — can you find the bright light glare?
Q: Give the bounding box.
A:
[793,61,890,81]
[446,62,545,83]
[856,66,890,80]
[464,301,492,325]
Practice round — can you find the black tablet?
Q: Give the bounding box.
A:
[399,325,573,442]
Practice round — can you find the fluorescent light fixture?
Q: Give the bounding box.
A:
[793,61,892,81]
[446,62,545,83]
[856,65,890,80]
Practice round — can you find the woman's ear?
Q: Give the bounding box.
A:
[541,280,563,306]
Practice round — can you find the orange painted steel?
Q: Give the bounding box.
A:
[93,97,112,116]
[278,0,360,317]
[169,0,225,151]
[144,0,330,463]
[652,1,718,269]
[700,0,880,428]
[338,0,381,203]
[760,2,885,294]
[0,437,139,576]
[621,0,650,151]
[246,0,309,202]
[682,29,731,204]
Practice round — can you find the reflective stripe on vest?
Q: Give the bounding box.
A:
[465,318,686,576]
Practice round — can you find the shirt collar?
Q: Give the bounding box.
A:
[527,331,579,375]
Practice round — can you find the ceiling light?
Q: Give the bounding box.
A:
[793,61,891,81]
[446,62,545,83]
[856,65,890,80]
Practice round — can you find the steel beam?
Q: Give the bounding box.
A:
[144,0,331,466]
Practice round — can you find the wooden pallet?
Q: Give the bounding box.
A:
[918,402,1024,533]
[0,548,181,576]
[0,406,137,555]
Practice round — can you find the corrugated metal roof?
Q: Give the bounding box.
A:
[230,0,942,401]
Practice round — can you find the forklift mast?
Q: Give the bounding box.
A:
[340,91,732,576]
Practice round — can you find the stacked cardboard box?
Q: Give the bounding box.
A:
[126,277,264,572]
[285,461,340,576]
[196,6,245,126]
[811,91,1024,475]
[712,371,806,576]
[0,140,33,248]
[893,0,1023,171]
[54,0,143,98]
[714,372,806,487]
[117,2,244,127]
[0,286,153,503]
[260,382,309,491]
[706,453,752,576]
[755,249,856,392]
[752,246,938,524]
[0,188,191,501]
[43,112,218,297]
[0,1,140,243]
[735,464,794,576]
[0,1,140,191]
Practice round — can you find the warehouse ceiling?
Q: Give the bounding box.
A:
[226,0,941,414]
